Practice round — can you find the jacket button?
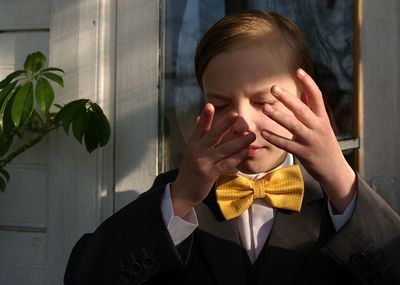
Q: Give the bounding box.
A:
[119,270,132,283]
[130,262,142,276]
[143,256,156,270]
[350,252,367,266]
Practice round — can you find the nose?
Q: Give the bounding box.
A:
[231,116,250,135]
[231,102,257,135]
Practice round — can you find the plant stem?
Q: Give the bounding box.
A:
[0,126,56,168]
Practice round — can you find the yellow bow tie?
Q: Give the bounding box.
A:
[215,165,304,220]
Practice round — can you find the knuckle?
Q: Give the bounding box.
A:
[216,157,239,172]
[280,139,291,150]
[210,131,220,143]
[290,122,301,134]
[295,105,307,118]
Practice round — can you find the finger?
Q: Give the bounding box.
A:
[261,129,302,155]
[263,103,310,140]
[191,103,214,141]
[295,68,327,117]
[214,148,250,173]
[201,112,241,147]
[269,85,315,129]
[213,132,256,160]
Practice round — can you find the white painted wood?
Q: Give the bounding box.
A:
[359,0,400,184]
[0,32,49,70]
[114,0,160,210]
[0,231,46,285]
[0,1,50,284]
[5,136,49,165]
[0,165,47,228]
[0,0,49,30]
[0,263,44,285]
[0,231,46,265]
[46,0,116,284]
[96,0,117,222]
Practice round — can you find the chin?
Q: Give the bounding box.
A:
[236,161,271,174]
[237,154,285,174]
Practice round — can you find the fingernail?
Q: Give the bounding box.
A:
[263,104,273,114]
[261,130,270,138]
[271,85,282,95]
[246,132,256,140]
[297,68,306,77]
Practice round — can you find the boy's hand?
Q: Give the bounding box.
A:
[171,103,256,218]
[261,69,356,213]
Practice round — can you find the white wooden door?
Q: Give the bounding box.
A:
[45,0,159,283]
[0,1,50,284]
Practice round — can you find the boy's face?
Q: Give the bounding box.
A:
[202,40,300,174]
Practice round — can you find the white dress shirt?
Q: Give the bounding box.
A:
[161,154,357,264]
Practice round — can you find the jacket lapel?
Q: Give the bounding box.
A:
[256,163,326,284]
[195,196,248,285]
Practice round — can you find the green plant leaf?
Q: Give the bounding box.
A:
[27,109,43,130]
[72,106,88,143]
[43,72,64,87]
[23,53,34,72]
[0,135,12,157]
[3,98,17,138]
[0,70,25,89]
[0,168,10,182]
[0,168,9,192]
[34,52,46,72]
[0,175,6,192]
[83,111,98,153]
[24,52,46,73]
[0,81,17,107]
[12,82,34,128]
[35,78,54,114]
[55,99,89,134]
[91,103,110,147]
[0,87,17,136]
[42,67,64,73]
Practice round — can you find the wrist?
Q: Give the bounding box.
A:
[170,182,200,218]
[321,164,357,213]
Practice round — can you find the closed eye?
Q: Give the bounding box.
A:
[214,104,229,111]
[253,101,277,106]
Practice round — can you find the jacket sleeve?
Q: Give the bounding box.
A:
[64,170,193,285]
[323,173,400,284]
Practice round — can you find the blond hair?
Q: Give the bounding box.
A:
[194,10,314,90]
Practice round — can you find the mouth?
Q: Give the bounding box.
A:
[247,146,262,157]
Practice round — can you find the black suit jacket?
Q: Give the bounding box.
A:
[64,168,400,284]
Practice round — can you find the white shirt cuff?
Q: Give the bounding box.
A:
[161,183,198,245]
[328,191,357,232]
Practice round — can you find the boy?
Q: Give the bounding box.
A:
[64,11,400,285]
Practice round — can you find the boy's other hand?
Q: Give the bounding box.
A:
[171,103,256,218]
[261,69,356,213]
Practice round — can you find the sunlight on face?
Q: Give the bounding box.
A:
[202,39,300,173]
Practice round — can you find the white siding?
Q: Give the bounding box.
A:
[0,1,50,284]
[114,0,159,210]
[359,0,400,205]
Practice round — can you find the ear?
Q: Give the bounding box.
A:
[294,76,310,107]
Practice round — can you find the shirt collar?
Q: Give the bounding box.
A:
[236,153,294,181]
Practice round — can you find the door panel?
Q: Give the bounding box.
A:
[0,1,50,284]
